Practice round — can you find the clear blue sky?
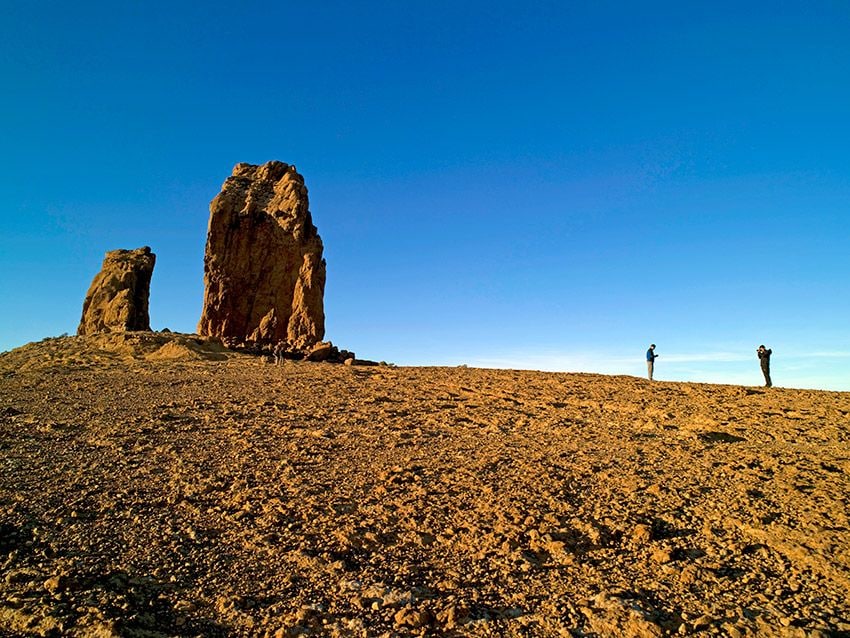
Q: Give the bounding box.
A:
[2,2,848,390]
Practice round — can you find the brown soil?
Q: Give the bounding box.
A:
[1,334,849,637]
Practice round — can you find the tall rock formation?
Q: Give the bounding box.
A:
[198,162,326,349]
[77,246,156,335]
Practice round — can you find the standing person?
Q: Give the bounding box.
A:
[646,344,658,380]
[273,340,287,365]
[757,345,772,387]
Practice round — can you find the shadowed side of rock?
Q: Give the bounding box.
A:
[197,161,326,349]
[77,246,156,335]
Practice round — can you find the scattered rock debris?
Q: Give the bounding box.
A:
[1,336,849,636]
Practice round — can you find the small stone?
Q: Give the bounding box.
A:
[437,603,468,628]
[723,623,744,638]
[632,523,653,544]
[43,574,66,593]
[693,614,713,630]
[174,600,197,613]
[394,606,432,628]
[679,564,700,584]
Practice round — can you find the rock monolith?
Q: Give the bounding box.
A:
[197,161,326,349]
[77,246,156,335]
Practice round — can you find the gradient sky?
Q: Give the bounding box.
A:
[2,2,848,390]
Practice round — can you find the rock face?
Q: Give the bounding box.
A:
[198,162,326,349]
[77,247,156,335]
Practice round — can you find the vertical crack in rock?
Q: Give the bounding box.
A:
[77,246,156,335]
[197,161,326,349]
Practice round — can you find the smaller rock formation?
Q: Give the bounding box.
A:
[77,247,156,335]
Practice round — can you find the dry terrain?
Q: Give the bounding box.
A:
[1,333,849,637]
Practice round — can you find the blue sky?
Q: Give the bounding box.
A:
[1,2,848,390]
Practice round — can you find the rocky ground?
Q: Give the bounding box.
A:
[1,334,849,637]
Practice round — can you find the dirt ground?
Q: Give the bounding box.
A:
[1,334,849,637]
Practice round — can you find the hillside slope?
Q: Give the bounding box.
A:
[1,336,849,636]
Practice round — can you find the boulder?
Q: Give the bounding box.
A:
[197,161,326,349]
[344,358,379,367]
[306,341,336,362]
[77,247,156,335]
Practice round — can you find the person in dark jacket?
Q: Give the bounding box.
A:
[646,344,658,380]
[757,345,772,387]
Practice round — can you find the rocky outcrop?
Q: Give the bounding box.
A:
[197,162,326,349]
[77,247,156,335]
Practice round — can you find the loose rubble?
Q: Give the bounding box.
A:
[1,335,849,636]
